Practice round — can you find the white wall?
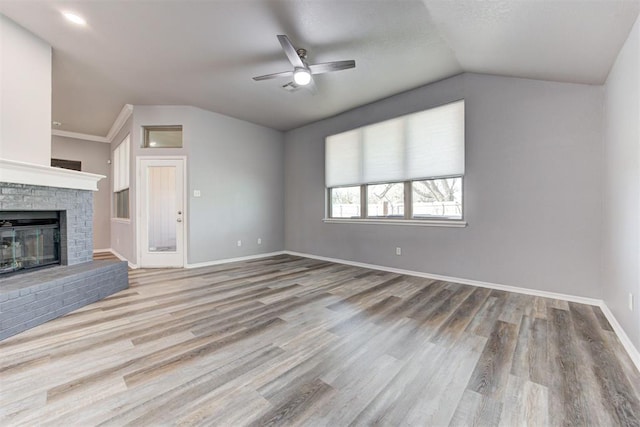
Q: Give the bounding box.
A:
[284,73,603,298]
[0,14,51,166]
[603,16,640,351]
[51,135,111,250]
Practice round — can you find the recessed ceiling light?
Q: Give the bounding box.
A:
[62,12,86,26]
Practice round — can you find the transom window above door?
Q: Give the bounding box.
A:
[143,125,183,148]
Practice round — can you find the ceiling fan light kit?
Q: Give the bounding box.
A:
[253,34,356,92]
[293,68,311,86]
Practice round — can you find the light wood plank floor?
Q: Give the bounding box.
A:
[1,254,639,426]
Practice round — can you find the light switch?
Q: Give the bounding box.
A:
[193,190,201,197]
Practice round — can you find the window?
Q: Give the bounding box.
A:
[325,100,464,222]
[330,186,361,218]
[114,189,129,219]
[143,125,183,148]
[412,177,462,219]
[368,182,404,218]
[113,135,130,219]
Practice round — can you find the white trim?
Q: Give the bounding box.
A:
[323,218,467,227]
[106,104,134,142]
[90,246,640,371]
[0,158,105,191]
[136,156,188,269]
[109,248,138,269]
[185,251,286,269]
[111,218,131,224]
[284,251,600,305]
[284,250,640,371]
[599,303,640,371]
[92,248,113,254]
[52,129,109,143]
[50,104,133,144]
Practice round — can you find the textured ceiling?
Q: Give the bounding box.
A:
[0,0,638,136]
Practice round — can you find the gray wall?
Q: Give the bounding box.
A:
[284,73,603,298]
[52,135,111,250]
[129,105,284,265]
[187,107,284,264]
[603,16,640,350]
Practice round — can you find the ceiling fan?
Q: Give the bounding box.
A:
[252,35,356,92]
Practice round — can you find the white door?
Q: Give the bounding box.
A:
[139,158,185,268]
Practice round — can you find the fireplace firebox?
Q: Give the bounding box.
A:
[0,211,60,275]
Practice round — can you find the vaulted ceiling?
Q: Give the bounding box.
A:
[1,0,638,136]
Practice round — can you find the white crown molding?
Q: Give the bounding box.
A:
[106,104,134,142]
[0,158,105,191]
[284,250,640,371]
[51,104,133,144]
[51,129,109,143]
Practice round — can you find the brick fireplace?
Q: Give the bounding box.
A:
[0,183,93,268]
[0,160,128,340]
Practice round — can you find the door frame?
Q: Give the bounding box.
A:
[136,155,188,268]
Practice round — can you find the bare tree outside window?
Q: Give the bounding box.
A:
[368,183,404,217]
[331,186,360,218]
[412,177,462,218]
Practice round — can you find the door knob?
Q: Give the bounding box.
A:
[177,218,182,223]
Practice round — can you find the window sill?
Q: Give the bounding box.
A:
[322,218,467,227]
[111,218,131,224]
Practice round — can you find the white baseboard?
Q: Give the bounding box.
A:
[107,248,138,269]
[92,248,113,253]
[89,248,640,372]
[185,251,286,269]
[598,303,640,371]
[283,250,640,372]
[284,251,601,306]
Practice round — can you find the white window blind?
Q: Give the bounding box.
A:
[362,117,404,183]
[325,129,361,188]
[113,135,130,191]
[325,100,464,187]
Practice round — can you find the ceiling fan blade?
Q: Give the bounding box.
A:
[277,35,305,68]
[309,60,356,75]
[253,70,293,81]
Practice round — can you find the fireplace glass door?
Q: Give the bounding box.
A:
[0,213,60,275]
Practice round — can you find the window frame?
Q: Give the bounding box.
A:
[143,125,183,149]
[114,188,130,220]
[324,99,466,228]
[326,176,465,227]
[112,134,131,220]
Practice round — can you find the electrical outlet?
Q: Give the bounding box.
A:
[396,247,402,256]
[629,293,634,311]
[193,190,201,197]
[237,240,242,247]
[257,238,262,245]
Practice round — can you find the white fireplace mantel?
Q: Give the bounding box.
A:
[0,158,105,191]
